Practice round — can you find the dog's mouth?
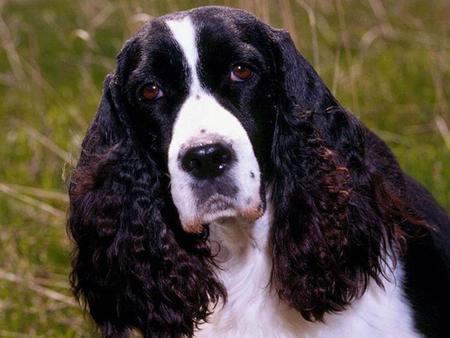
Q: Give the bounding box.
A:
[182,194,264,234]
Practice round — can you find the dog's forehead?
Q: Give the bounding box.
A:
[124,7,269,91]
[135,6,267,51]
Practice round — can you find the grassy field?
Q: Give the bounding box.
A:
[0,0,448,336]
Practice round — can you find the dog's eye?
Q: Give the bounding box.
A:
[230,64,253,82]
[141,83,164,101]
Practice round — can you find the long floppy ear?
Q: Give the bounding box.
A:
[68,41,224,337]
[269,30,425,321]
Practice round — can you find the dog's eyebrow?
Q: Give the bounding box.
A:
[231,43,266,68]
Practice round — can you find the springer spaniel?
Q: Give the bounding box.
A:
[68,6,450,338]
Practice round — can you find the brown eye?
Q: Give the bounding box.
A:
[230,64,253,81]
[141,83,163,101]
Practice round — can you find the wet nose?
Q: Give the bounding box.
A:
[181,143,234,179]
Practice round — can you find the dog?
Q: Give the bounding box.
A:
[68,6,450,338]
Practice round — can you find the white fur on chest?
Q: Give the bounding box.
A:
[195,206,420,338]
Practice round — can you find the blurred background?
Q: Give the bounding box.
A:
[0,0,448,336]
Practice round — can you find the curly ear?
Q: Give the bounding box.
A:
[269,30,426,321]
[68,45,224,337]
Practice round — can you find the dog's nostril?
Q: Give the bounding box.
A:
[181,143,234,179]
[187,158,201,171]
[218,152,231,164]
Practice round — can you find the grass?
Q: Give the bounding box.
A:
[0,0,448,336]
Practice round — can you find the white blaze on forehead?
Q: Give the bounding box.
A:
[166,17,201,93]
[165,16,262,233]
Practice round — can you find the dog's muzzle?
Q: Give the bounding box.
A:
[168,93,264,233]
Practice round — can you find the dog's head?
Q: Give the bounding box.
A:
[68,6,421,337]
[112,8,284,234]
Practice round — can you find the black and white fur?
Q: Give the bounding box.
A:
[68,6,450,338]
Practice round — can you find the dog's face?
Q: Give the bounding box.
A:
[121,8,278,232]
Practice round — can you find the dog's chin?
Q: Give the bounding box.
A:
[181,195,264,234]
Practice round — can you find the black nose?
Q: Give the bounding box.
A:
[181,143,234,179]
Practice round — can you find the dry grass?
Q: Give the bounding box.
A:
[0,0,448,336]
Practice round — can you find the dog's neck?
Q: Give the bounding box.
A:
[201,204,301,335]
[208,202,273,267]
